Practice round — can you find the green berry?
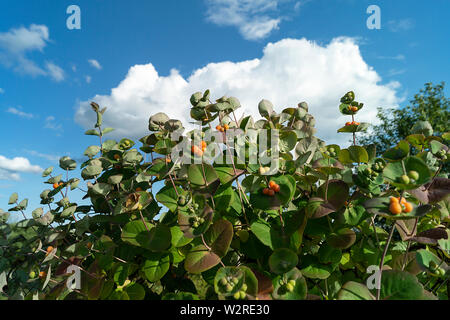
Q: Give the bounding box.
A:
[237,230,249,243]
[199,218,205,224]
[408,171,419,180]
[241,284,248,292]
[192,222,199,228]
[288,280,296,287]
[232,277,239,285]
[329,148,335,153]
[177,196,186,206]
[400,175,410,184]
[220,278,227,286]
[233,292,241,300]
[438,268,446,277]
[226,284,233,292]
[429,261,438,272]
[286,283,294,292]
[239,291,246,299]
[29,271,36,279]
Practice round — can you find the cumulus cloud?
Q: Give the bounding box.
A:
[6,107,34,119]
[0,155,43,181]
[0,88,4,94]
[205,0,283,40]
[88,59,102,70]
[0,24,65,80]
[75,37,402,146]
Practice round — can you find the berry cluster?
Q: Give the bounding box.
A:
[263,181,280,196]
[219,277,247,300]
[345,121,360,126]
[389,197,413,215]
[279,278,296,293]
[52,182,64,189]
[216,124,230,132]
[399,170,419,185]
[191,141,207,157]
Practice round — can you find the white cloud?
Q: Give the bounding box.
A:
[388,19,414,32]
[0,88,4,94]
[377,54,405,61]
[44,116,63,131]
[6,107,34,119]
[205,0,283,40]
[24,150,60,162]
[0,24,65,80]
[75,37,402,147]
[85,75,92,84]
[46,62,65,82]
[88,59,102,70]
[0,155,43,181]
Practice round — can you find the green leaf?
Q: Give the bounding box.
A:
[337,282,375,300]
[205,219,233,257]
[258,99,274,118]
[188,164,218,188]
[125,283,145,300]
[184,245,221,274]
[328,228,356,249]
[85,129,100,136]
[8,192,18,205]
[269,248,298,274]
[59,156,77,171]
[338,146,369,164]
[102,128,115,135]
[383,140,410,161]
[379,270,424,300]
[156,186,184,212]
[279,131,298,152]
[42,166,54,177]
[84,146,101,158]
[146,225,172,252]
[91,183,112,196]
[142,253,170,282]
[121,220,154,247]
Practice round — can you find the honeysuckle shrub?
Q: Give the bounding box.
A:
[1,90,449,301]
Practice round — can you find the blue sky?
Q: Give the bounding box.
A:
[0,0,449,219]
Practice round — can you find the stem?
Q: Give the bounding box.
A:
[377,223,396,300]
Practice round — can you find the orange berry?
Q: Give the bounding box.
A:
[390,197,399,204]
[216,125,222,131]
[262,188,270,195]
[267,189,275,197]
[269,181,277,189]
[403,202,413,213]
[39,271,47,279]
[136,187,143,192]
[224,124,230,131]
[114,154,120,160]
[345,122,351,126]
[166,158,171,163]
[389,202,402,215]
[53,183,59,189]
[87,242,93,249]
[272,184,280,193]
[351,106,358,112]
[46,246,54,255]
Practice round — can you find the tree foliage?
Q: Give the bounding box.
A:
[0,90,449,301]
